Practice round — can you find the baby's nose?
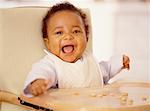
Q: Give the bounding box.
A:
[63,34,74,40]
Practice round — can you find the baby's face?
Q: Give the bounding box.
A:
[44,11,87,62]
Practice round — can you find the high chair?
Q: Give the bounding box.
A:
[0,6,92,111]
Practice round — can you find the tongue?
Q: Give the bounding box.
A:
[63,46,74,53]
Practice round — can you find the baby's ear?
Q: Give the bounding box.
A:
[44,38,50,49]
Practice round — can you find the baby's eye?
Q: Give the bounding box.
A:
[55,31,63,35]
[73,30,81,34]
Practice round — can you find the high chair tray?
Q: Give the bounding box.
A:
[19,82,150,111]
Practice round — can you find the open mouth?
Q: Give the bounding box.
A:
[62,45,74,54]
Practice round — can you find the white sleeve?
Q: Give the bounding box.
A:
[99,55,123,84]
[23,57,56,97]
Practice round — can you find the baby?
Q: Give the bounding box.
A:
[23,2,130,97]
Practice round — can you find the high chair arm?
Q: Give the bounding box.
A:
[0,90,32,110]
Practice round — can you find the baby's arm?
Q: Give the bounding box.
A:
[99,55,130,84]
[23,57,56,97]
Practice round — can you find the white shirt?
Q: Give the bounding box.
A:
[23,50,122,97]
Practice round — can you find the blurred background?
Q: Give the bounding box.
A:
[0,0,149,82]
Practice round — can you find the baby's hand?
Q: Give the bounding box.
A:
[28,79,49,96]
[122,55,130,70]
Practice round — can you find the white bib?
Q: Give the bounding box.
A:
[44,50,103,88]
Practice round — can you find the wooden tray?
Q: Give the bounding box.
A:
[19,82,150,111]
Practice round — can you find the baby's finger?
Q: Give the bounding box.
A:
[123,63,130,70]
[44,79,50,90]
[123,55,130,63]
[36,88,43,95]
[31,84,41,95]
[124,59,130,65]
[127,64,130,70]
[28,84,37,96]
[41,85,47,92]
[31,89,38,96]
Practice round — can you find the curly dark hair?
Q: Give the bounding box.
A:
[42,2,89,41]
